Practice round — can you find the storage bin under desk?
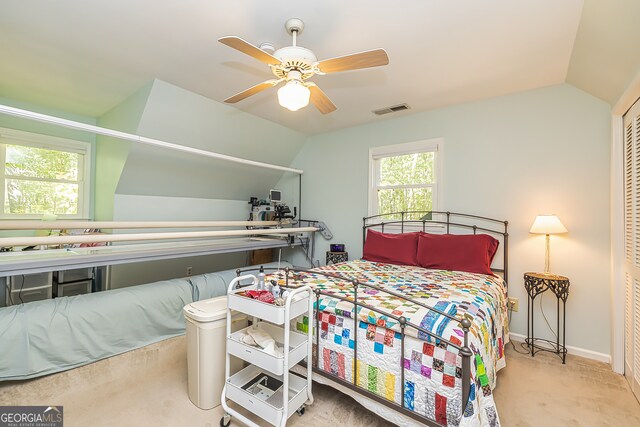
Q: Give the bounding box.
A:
[55,268,93,283]
[5,272,53,306]
[55,279,92,297]
[8,272,52,290]
[6,285,52,305]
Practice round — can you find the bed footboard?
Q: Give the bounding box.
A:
[236,266,476,427]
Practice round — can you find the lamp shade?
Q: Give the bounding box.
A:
[277,80,310,111]
[529,215,568,234]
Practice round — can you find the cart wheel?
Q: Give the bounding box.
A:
[220,414,231,427]
[296,406,305,416]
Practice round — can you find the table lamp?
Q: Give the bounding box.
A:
[529,215,567,274]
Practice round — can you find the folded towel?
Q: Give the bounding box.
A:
[247,325,283,357]
[236,331,257,346]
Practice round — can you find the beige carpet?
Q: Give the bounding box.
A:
[1,336,639,426]
[495,343,640,427]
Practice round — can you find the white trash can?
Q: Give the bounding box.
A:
[183,296,247,410]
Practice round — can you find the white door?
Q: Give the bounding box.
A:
[624,97,640,399]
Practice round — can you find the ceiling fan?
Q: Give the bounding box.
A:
[219,18,389,114]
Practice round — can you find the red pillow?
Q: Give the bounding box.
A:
[416,233,499,275]
[362,229,419,266]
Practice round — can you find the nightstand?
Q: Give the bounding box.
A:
[524,272,570,363]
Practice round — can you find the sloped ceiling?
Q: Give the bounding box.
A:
[0,1,638,134]
[115,80,306,200]
[566,0,640,105]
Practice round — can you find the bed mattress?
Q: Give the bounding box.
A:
[269,259,508,427]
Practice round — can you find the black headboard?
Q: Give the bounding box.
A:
[363,211,509,282]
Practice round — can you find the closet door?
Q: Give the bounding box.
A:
[624,98,640,399]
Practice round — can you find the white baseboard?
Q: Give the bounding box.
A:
[509,332,611,365]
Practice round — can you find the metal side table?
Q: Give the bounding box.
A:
[524,272,570,364]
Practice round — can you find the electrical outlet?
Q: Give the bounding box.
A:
[508,297,519,312]
[186,267,193,276]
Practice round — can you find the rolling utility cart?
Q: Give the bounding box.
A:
[220,274,314,427]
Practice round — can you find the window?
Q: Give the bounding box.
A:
[369,139,442,220]
[0,127,91,218]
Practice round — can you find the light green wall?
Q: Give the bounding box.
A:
[116,80,307,201]
[94,82,153,220]
[291,83,612,356]
[0,97,97,142]
[2,80,308,221]
[108,194,254,287]
[106,80,308,288]
[1,82,615,357]
[0,97,97,218]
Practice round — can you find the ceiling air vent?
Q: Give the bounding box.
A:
[372,103,410,115]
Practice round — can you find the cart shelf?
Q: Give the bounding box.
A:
[221,274,313,427]
[227,288,309,324]
[225,364,308,426]
[228,322,308,376]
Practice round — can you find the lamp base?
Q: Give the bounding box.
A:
[544,234,550,274]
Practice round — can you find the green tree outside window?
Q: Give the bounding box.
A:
[3,144,81,215]
[376,152,434,220]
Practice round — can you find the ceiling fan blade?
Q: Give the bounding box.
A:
[218,36,281,65]
[317,48,389,73]
[224,80,279,103]
[308,83,337,114]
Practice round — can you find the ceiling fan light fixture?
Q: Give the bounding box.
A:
[219,18,388,114]
[277,79,310,111]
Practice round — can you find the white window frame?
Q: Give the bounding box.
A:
[0,127,91,219]
[368,138,444,223]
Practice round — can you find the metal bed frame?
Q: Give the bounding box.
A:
[236,211,509,427]
[363,210,509,282]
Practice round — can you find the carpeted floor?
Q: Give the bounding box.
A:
[1,336,639,426]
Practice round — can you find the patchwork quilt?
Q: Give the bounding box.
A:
[268,260,508,427]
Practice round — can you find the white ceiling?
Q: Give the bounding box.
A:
[0,0,634,135]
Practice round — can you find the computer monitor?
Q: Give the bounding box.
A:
[269,189,282,203]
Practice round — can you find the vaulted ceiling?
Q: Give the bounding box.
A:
[0,0,638,134]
